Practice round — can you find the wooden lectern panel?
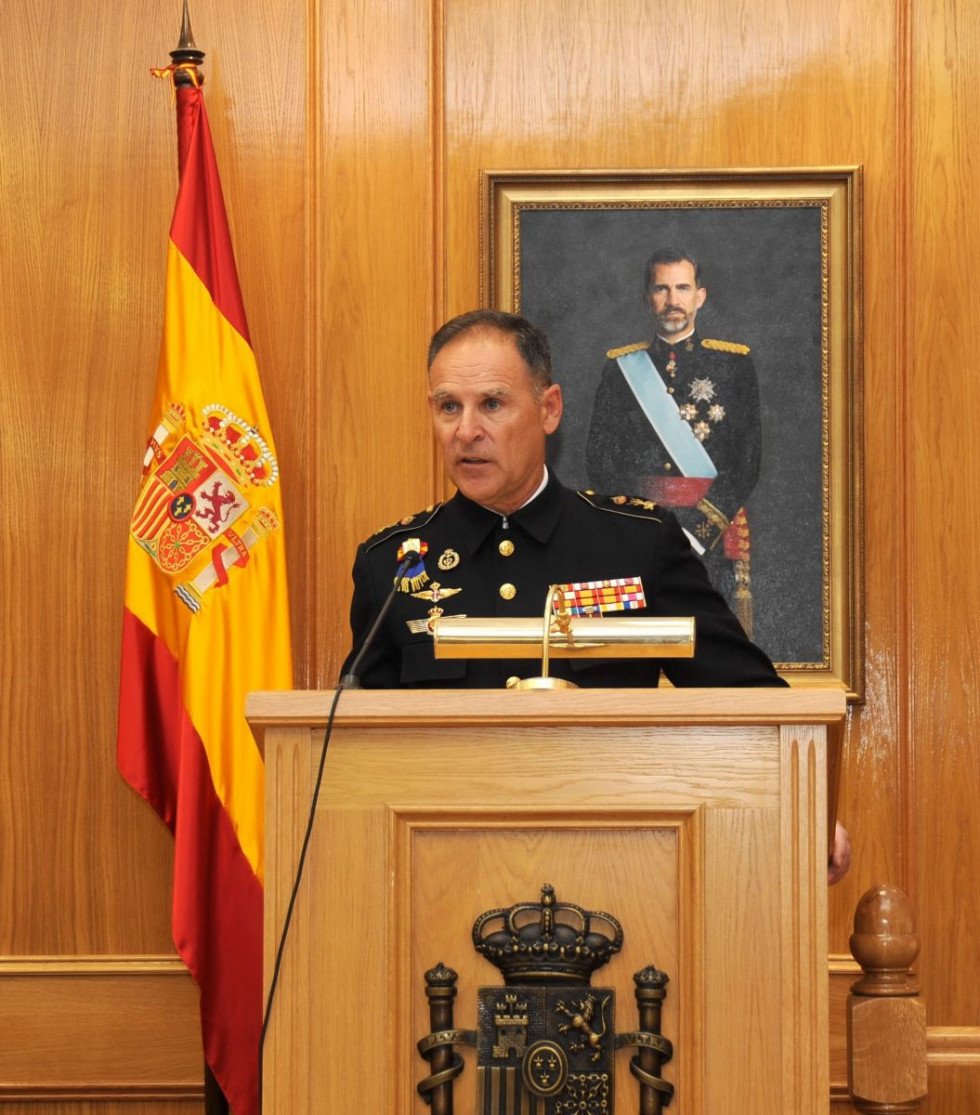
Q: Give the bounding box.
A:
[248,688,844,1115]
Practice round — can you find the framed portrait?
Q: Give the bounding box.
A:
[481,168,863,698]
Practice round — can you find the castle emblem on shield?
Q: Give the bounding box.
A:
[130,402,282,613]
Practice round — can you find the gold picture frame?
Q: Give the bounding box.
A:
[481,168,864,699]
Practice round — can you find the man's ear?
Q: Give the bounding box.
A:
[542,383,563,435]
[696,285,707,310]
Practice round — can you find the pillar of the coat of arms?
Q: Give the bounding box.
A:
[420,962,463,1114]
[846,883,927,1113]
[632,966,670,1115]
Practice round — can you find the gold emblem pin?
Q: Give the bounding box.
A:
[498,539,515,557]
[437,548,459,571]
[499,583,517,600]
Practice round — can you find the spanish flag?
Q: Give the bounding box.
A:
[117,79,292,1115]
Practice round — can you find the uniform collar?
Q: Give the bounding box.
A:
[653,329,699,353]
[451,469,565,552]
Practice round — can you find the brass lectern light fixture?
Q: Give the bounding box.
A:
[432,585,695,690]
[416,884,675,1114]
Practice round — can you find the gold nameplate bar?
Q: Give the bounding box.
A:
[432,616,695,659]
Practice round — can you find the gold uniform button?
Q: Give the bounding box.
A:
[667,387,675,394]
[664,462,673,471]
[499,583,517,600]
[498,539,515,557]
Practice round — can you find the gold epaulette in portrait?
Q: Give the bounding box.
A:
[366,503,444,550]
[576,491,662,520]
[606,341,650,359]
[701,337,751,355]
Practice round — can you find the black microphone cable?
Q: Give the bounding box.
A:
[257,549,420,1110]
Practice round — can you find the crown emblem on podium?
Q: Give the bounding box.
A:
[472,884,623,985]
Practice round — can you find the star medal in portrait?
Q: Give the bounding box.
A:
[689,377,716,403]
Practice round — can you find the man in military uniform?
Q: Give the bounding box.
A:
[342,308,778,691]
[341,309,852,882]
[585,248,760,633]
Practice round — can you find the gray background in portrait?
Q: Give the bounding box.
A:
[519,205,823,664]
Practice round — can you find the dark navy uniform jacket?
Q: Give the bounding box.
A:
[341,472,785,689]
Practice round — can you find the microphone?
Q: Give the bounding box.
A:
[338,549,420,689]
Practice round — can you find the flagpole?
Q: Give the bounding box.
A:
[166,11,225,1111]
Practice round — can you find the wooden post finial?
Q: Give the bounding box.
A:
[847,882,927,1113]
[850,881,920,996]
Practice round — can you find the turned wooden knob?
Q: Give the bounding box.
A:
[850,883,920,995]
[847,883,927,1112]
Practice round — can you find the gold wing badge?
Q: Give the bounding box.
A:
[406,581,465,635]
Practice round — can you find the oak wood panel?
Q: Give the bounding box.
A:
[0,0,182,959]
[247,685,847,731]
[0,957,202,1101]
[409,821,686,1113]
[704,808,781,1110]
[830,957,864,1093]
[316,0,438,683]
[909,0,980,1066]
[15,1106,201,1115]
[262,727,315,1113]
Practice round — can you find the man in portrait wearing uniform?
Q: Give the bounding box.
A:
[585,248,760,635]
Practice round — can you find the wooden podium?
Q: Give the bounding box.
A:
[247,687,845,1115]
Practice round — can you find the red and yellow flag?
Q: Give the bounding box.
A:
[117,80,292,1115]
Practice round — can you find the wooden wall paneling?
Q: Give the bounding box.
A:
[12,1106,200,1115]
[0,0,181,960]
[910,0,980,1081]
[829,957,863,1101]
[317,0,438,682]
[0,957,202,1103]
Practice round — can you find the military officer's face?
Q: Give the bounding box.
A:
[647,260,707,339]
[428,330,563,515]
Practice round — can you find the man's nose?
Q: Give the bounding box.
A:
[455,407,484,441]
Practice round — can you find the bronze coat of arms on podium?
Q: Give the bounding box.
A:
[417,884,674,1115]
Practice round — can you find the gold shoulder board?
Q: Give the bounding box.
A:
[606,341,651,359]
[368,503,443,543]
[701,337,750,355]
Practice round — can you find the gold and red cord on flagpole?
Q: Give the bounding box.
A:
[151,0,205,96]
